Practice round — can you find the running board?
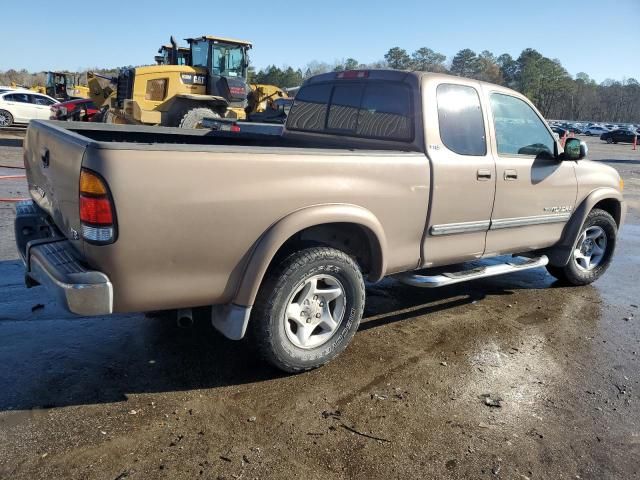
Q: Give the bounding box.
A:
[396,256,549,288]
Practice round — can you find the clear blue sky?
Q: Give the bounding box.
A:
[1,0,638,83]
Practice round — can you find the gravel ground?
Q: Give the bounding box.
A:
[0,130,639,479]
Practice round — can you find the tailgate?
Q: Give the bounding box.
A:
[23,120,89,249]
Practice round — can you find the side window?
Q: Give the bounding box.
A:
[287,84,332,132]
[32,96,55,106]
[490,93,555,157]
[6,93,30,103]
[436,84,486,156]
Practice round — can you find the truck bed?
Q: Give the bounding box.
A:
[52,120,421,152]
[21,119,430,313]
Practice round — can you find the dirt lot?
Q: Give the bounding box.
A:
[0,129,639,479]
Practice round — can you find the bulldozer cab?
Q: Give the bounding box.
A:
[156,45,191,66]
[187,36,252,108]
[46,71,85,100]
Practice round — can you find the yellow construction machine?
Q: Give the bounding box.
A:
[155,45,191,66]
[41,72,89,100]
[246,83,289,122]
[104,35,254,127]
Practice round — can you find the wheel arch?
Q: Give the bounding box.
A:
[233,204,387,307]
[547,188,624,266]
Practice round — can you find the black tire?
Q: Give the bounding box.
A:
[546,208,617,286]
[102,111,127,124]
[606,137,613,144]
[0,109,13,127]
[251,246,365,373]
[178,107,220,129]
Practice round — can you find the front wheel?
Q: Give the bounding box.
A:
[178,108,220,129]
[0,110,13,127]
[546,208,617,285]
[251,247,365,373]
[606,137,613,144]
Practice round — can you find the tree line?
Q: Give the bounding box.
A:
[3,48,638,123]
[252,47,640,123]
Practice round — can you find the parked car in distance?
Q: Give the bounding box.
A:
[565,125,583,134]
[600,129,638,144]
[0,91,58,126]
[50,98,99,122]
[551,126,568,138]
[583,125,609,136]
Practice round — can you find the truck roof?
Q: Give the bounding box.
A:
[303,69,529,101]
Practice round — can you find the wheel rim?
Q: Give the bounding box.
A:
[573,226,607,271]
[0,113,8,126]
[284,274,346,349]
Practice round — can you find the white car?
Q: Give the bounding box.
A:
[583,125,609,136]
[0,91,58,127]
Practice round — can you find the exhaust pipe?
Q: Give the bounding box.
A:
[176,308,194,328]
[169,35,178,66]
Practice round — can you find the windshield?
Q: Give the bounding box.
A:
[212,43,246,77]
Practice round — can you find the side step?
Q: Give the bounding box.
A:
[396,256,549,288]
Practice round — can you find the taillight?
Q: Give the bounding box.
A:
[79,169,116,244]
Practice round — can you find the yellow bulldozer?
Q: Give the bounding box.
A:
[14,72,90,100]
[99,35,290,128]
[155,45,191,66]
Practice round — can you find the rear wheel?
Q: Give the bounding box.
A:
[546,208,617,285]
[606,137,613,144]
[0,110,13,127]
[102,111,127,124]
[251,246,365,373]
[178,107,220,129]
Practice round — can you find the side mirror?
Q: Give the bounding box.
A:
[562,138,588,161]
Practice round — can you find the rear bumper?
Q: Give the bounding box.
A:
[15,201,113,316]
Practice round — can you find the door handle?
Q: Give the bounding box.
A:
[476,168,492,180]
[504,169,518,180]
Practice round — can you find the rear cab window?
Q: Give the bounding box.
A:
[287,81,413,142]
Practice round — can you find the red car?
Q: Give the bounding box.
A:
[50,98,99,121]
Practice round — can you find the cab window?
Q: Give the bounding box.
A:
[191,40,209,68]
[288,82,413,141]
[287,84,332,132]
[437,84,486,156]
[490,93,555,157]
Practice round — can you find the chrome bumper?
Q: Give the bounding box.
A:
[15,201,113,316]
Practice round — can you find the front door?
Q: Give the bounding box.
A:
[421,80,496,267]
[4,93,32,123]
[484,91,577,256]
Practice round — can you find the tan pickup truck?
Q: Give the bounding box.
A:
[15,70,625,372]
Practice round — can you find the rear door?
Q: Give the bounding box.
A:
[484,90,577,256]
[29,94,56,120]
[421,79,496,266]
